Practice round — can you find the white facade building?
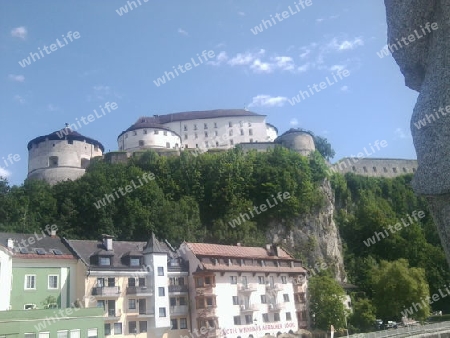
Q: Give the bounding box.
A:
[27,126,104,185]
[178,242,308,338]
[118,110,277,152]
[0,245,12,311]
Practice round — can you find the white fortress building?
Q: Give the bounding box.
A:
[27,125,104,185]
[117,109,278,151]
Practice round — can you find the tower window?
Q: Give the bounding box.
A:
[163,131,167,136]
[133,131,137,136]
[144,129,147,134]
[373,167,377,172]
[68,139,73,145]
[205,132,208,137]
[240,129,244,136]
[166,142,170,148]
[184,125,188,131]
[49,156,58,167]
[393,167,398,173]
[214,123,218,128]
[204,123,208,129]
[81,158,90,169]
[229,122,232,127]
[139,140,144,146]
[249,129,253,136]
[94,145,99,151]
[154,130,159,135]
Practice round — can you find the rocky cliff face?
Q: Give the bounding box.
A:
[266,179,347,282]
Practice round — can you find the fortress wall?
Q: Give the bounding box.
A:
[330,158,418,178]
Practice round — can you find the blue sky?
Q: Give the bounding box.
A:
[1,0,418,186]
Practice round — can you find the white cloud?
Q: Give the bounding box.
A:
[290,118,299,126]
[238,11,245,16]
[178,28,189,36]
[328,37,364,51]
[208,51,228,66]
[0,167,11,178]
[13,95,25,104]
[340,85,349,92]
[272,56,295,71]
[248,95,288,108]
[316,18,325,23]
[11,26,27,39]
[250,59,274,73]
[88,85,121,101]
[297,63,311,73]
[329,64,346,72]
[47,104,59,112]
[394,127,409,139]
[8,74,25,82]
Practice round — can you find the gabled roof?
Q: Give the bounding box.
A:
[143,233,172,254]
[185,242,292,259]
[0,232,75,259]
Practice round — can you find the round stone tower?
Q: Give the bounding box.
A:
[117,117,182,152]
[275,128,316,156]
[27,125,104,185]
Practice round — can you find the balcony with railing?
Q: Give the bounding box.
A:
[137,309,155,317]
[169,284,189,293]
[196,284,215,295]
[240,304,259,313]
[92,286,121,297]
[265,283,283,292]
[126,284,153,296]
[105,308,122,320]
[237,283,258,293]
[170,305,188,315]
[268,303,285,311]
[196,306,217,318]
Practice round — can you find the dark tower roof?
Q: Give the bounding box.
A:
[27,125,105,152]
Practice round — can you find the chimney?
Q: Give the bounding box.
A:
[51,229,57,238]
[7,238,14,250]
[265,244,271,252]
[102,235,114,251]
[272,244,279,257]
[236,243,241,246]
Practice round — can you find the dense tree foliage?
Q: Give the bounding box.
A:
[308,274,348,330]
[348,297,377,333]
[0,147,327,247]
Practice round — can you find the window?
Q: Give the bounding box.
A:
[184,125,188,131]
[25,275,36,290]
[240,121,243,127]
[258,276,265,284]
[261,295,266,303]
[204,123,208,129]
[70,330,80,338]
[171,319,178,330]
[179,297,187,305]
[250,138,253,143]
[159,307,166,317]
[214,122,218,128]
[283,294,290,302]
[229,130,233,136]
[39,332,50,338]
[286,312,292,321]
[245,315,252,324]
[139,321,147,332]
[104,324,111,336]
[130,257,140,266]
[133,131,137,136]
[230,139,234,145]
[248,122,252,127]
[129,299,136,310]
[163,131,167,136]
[413,167,416,173]
[143,130,147,134]
[205,141,209,148]
[180,318,188,329]
[363,166,368,173]
[125,133,129,138]
[194,124,197,130]
[230,276,237,284]
[139,140,144,146]
[68,139,73,144]
[166,142,170,148]
[249,129,253,136]
[159,287,165,296]
[206,297,213,306]
[24,335,36,338]
[232,296,239,305]
[373,166,377,172]
[403,167,408,173]
[216,141,219,147]
[393,167,398,173]
[87,329,98,338]
[229,121,232,127]
[234,316,241,325]
[48,275,59,289]
[99,256,111,266]
[128,278,136,287]
[49,156,58,167]
[195,277,204,287]
[128,322,137,334]
[108,278,115,286]
[97,300,105,309]
[262,313,269,323]
[205,131,208,137]
[214,131,218,136]
[170,297,176,306]
[195,133,198,139]
[154,130,159,134]
[281,276,287,284]
[384,167,388,173]
[158,267,164,276]
[274,313,280,321]
[240,129,244,135]
[184,134,188,140]
[113,323,122,335]
[57,332,68,338]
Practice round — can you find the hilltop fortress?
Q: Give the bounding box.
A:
[26,109,417,185]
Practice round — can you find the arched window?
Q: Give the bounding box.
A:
[49,156,58,167]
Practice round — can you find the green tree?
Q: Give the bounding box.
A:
[349,298,377,332]
[309,275,348,330]
[314,135,335,161]
[371,259,430,321]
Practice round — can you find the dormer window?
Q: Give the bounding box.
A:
[99,256,111,266]
[130,257,140,267]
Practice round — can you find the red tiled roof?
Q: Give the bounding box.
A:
[200,263,306,273]
[186,243,293,259]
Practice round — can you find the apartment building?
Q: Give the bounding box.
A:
[178,242,308,338]
[65,234,190,338]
